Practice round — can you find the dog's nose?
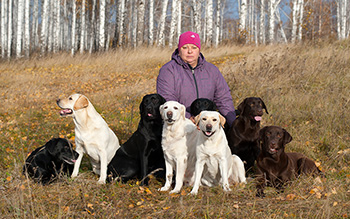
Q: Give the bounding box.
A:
[167,111,173,119]
[206,124,212,131]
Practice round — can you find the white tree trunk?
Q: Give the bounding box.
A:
[16,0,24,57]
[118,0,126,47]
[260,0,266,44]
[205,0,213,46]
[297,0,304,41]
[132,0,137,47]
[137,0,145,46]
[8,0,13,58]
[1,0,7,58]
[157,0,168,47]
[177,0,182,41]
[99,0,106,51]
[71,0,77,55]
[239,0,247,33]
[80,0,86,53]
[214,0,221,47]
[32,0,39,49]
[193,0,201,34]
[90,0,96,53]
[24,0,30,57]
[169,0,178,49]
[47,0,53,53]
[54,0,60,53]
[148,0,154,46]
[291,0,298,43]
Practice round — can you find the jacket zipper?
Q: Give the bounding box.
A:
[191,69,199,99]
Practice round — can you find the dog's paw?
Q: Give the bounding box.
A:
[189,190,198,195]
[169,189,180,194]
[158,186,169,192]
[223,185,231,192]
[97,180,106,185]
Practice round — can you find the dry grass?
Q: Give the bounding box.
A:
[1,41,350,218]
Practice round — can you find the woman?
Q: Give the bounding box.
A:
[156,31,236,127]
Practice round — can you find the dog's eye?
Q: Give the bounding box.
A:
[164,106,168,109]
[202,118,207,121]
[213,118,217,122]
[266,132,271,137]
[277,133,282,138]
[69,97,73,100]
[174,107,178,110]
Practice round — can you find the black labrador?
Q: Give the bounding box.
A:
[107,94,166,185]
[256,126,322,197]
[190,98,218,117]
[23,138,78,184]
[227,97,268,173]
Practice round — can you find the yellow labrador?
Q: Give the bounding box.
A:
[57,94,120,184]
[190,111,246,195]
[159,101,198,194]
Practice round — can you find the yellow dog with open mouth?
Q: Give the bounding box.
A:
[57,94,120,184]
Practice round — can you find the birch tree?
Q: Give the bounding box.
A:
[8,0,13,58]
[118,0,126,47]
[99,0,106,51]
[239,0,247,34]
[90,0,97,53]
[205,0,213,46]
[169,0,179,48]
[193,0,201,34]
[148,0,154,46]
[32,0,39,49]
[16,0,24,57]
[71,0,77,55]
[259,0,266,44]
[80,0,86,53]
[157,0,168,47]
[24,0,30,57]
[1,0,7,58]
[54,0,60,53]
[177,0,182,41]
[137,0,145,46]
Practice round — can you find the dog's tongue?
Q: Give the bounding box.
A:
[60,109,72,115]
[254,116,262,121]
[148,113,153,117]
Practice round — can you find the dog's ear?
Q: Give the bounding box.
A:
[282,128,293,145]
[259,98,269,114]
[259,126,268,140]
[194,113,201,126]
[159,104,164,116]
[237,99,247,115]
[45,138,59,156]
[219,114,226,128]
[180,104,186,119]
[74,95,89,111]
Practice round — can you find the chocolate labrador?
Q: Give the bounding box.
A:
[256,126,321,197]
[227,97,268,172]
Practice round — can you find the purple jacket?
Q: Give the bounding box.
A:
[156,49,236,127]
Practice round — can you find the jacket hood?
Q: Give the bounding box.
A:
[171,49,206,69]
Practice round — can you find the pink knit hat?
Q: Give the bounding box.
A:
[178,31,201,50]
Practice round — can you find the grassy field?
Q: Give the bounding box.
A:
[0,41,349,218]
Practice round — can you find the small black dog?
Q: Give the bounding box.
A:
[23,138,78,184]
[190,98,218,117]
[107,94,166,185]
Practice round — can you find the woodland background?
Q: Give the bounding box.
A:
[0,0,350,59]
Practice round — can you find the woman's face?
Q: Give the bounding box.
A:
[179,44,200,68]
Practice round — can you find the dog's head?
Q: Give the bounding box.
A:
[45,138,78,165]
[195,111,226,138]
[190,98,217,117]
[140,94,166,121]
[57,94,89,117]
[259,126,292,157]
[159,101,186,125]
[237,97,268,122]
